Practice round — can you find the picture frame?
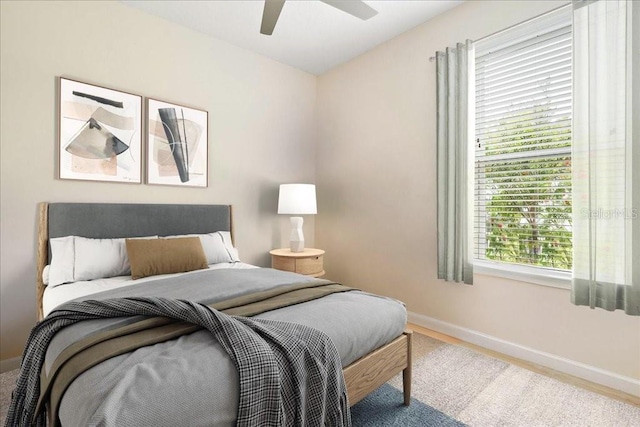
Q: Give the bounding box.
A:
[58,77,142,183]
[146,98,208,188]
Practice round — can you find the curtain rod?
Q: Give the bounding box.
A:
[428,3,571,63]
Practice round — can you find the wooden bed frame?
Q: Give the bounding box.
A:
[35,202,412,408]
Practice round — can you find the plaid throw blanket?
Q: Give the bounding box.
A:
[5,297,351,427]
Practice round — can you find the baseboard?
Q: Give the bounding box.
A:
[408,311,640,398]
[0,356,20,373]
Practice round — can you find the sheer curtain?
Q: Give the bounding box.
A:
[436,40,474,285]
[571,0,639,315]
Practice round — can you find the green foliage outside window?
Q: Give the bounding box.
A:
[479,107,573,270]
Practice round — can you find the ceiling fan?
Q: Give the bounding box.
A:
[260,0,378,35]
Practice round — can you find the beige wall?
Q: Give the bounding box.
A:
[316,0,640,382]
[0,1,316,361]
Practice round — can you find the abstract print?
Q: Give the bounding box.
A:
[147,98,208,187]
[58,78,142,183]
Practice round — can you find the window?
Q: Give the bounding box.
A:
[474,7,573,273]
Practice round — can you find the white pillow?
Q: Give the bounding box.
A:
[74,237,130,282]
[42,265,50,285]
[218,231,240,262]
[164,232,239,264]
[49,236,75,287]
[48,235,158,287]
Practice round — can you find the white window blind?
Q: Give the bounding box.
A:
[474,6,573,270]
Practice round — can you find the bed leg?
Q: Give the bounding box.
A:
[402,330,413,406]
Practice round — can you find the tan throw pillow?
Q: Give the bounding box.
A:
[126,237,208,279]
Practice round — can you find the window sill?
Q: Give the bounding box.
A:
[473,260,571,290]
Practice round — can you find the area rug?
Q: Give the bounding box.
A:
[386,336,640,427]
[0,367,17,426]
[351,383,466,426]
[1,333,639,426]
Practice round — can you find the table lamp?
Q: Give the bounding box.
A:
[278,184,317,252]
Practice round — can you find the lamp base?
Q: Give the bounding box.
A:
[289,216,305,252]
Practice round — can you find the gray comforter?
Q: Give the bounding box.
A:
[44,268,406,426]
[6,297,350,427]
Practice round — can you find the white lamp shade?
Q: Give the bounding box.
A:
[278,184,317,215]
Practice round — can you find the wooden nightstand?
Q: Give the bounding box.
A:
[270,248,325,278]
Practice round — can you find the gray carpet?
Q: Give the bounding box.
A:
[1,334,639,426]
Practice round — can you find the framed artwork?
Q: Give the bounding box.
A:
[146,98,208,187]
[58,77,142,183]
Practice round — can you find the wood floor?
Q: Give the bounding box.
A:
[407,322,640,408]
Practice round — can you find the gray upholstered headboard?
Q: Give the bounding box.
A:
[47,203,232,260]
[36,202,233,319]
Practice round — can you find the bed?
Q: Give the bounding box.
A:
[29,202,412,426]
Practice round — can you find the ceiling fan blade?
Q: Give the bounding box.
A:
[261,0,286,35]
[320,0,378,20]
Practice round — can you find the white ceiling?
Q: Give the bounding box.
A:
[121,0,463,75]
